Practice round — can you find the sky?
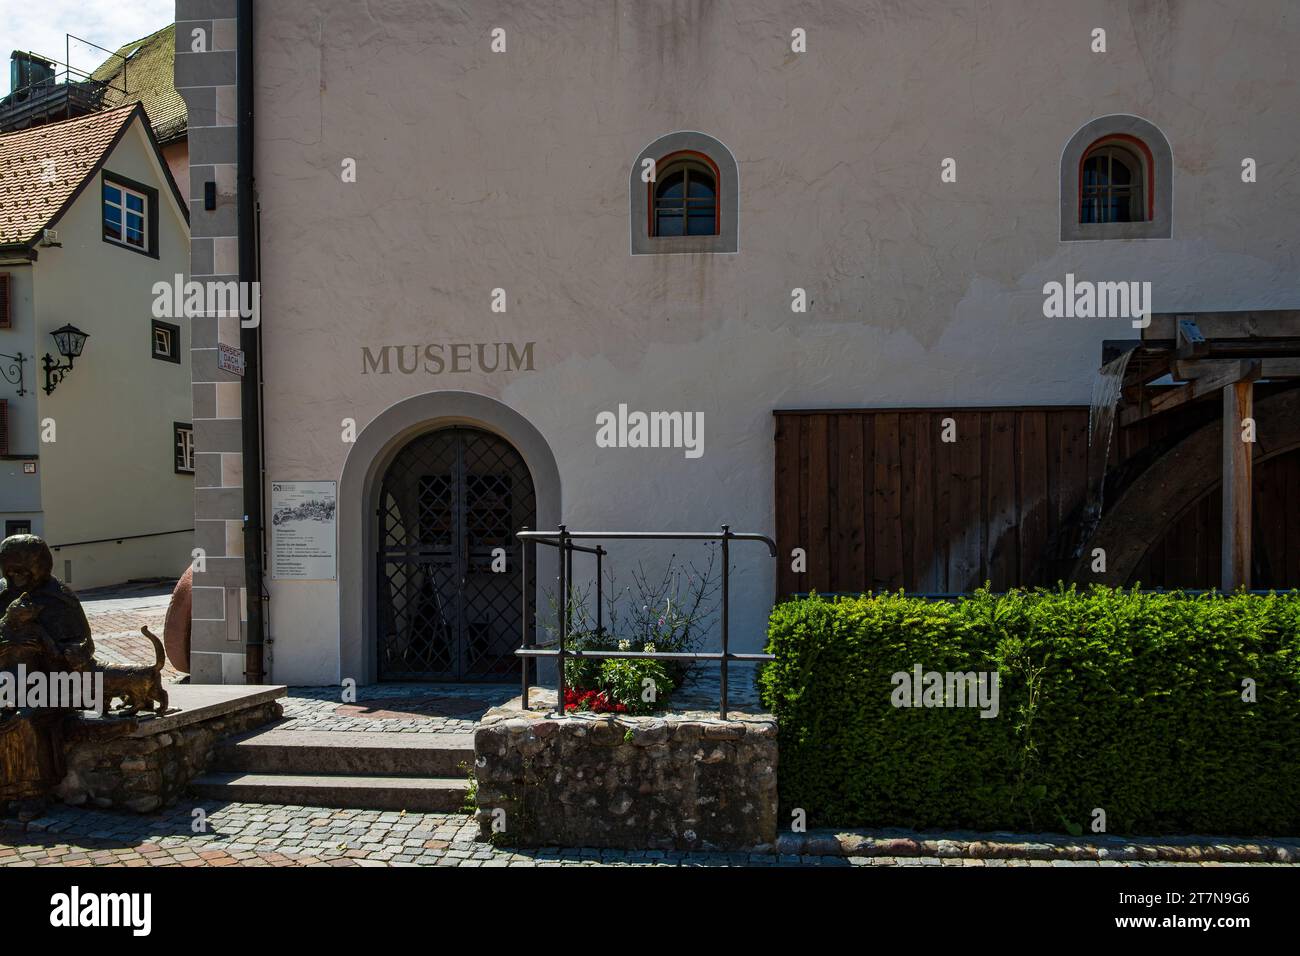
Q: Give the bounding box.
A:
[0,0,175,94]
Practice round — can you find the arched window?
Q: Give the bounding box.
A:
[1060,115,1171,241]
[651,154,719,237]
[1080,138,1151,224]
[1081,144,1139,223]
[630,131,738,254]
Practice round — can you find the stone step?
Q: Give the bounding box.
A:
[211,728,474,777]
[190,771,469,812]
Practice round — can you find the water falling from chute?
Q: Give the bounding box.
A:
[1077,349,1134,553]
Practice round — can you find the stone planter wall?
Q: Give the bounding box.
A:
[54,686,285,812]
[474,694,778,851]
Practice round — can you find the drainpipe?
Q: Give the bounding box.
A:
[237,0,267,683]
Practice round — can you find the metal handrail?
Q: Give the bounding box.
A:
[516,526,778,719]
[49,528,194,549]
[1,35,129,126]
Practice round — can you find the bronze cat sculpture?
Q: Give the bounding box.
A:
[98,627,169,716]
[0,592,57,663]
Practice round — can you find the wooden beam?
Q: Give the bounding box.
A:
[1145,310,1300,341]
[1205,338,1300,359]
[1120,387,1182,427]
[1260,358,1300,379]
[1132,360,1262,425]
[1129,337,1300,359]
[1172,358,1263,382]
[1222,380,1254,591]
[1167,357,1300,383]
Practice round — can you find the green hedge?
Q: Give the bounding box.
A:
[758,588,1300,835]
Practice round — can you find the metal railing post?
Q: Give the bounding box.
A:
[520,526,530,710]
[720,524,731,720]
[565,531,574,633]
[556,525,568,716]
[595,545,605,642]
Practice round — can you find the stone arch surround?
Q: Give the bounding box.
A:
[338,390,562,683]
[1060,113,1173,241]
[630,130,740,255]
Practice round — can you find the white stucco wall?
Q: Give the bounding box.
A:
[33,117,194,590]
[251,0,1300,682]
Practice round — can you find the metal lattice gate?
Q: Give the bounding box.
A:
[376,427,535,680]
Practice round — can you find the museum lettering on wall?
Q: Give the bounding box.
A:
[361,342,536,375]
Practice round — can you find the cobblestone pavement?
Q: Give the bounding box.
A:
[279,684,519,733]
[81,585,184,680]
[78,582,173,615]
[2,802,1287,867]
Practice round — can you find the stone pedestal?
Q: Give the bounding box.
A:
[474,690,777,851]
[54,684,286,812]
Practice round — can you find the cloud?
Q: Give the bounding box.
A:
[2,0,174,94]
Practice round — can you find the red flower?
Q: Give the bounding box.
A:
[562,686,634,713]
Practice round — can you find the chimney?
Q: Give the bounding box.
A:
[10,51,56,95]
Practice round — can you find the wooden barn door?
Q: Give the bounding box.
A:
[774,408,1091,597]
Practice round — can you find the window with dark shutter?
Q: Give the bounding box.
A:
[151,319,181,363]
[0,273,11,329]
[0,400,8,456]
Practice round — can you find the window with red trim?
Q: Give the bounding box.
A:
[1079,135,1154,224]
[649,151,720,237]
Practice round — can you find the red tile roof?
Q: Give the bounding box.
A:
[0,102,139,248]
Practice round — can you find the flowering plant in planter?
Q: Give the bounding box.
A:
[558,641,677,715]
[543,549,716,713]
[563,688,628,714]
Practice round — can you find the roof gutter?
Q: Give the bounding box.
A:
[237,0,267,683]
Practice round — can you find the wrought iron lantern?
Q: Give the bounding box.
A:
[42,324,89,395]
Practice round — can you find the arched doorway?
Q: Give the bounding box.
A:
[375,426,536,680]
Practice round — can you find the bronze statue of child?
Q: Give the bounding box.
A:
[0,535,95,820]
[0,535,94,672]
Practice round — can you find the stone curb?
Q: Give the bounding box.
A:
[776,830,1300,863]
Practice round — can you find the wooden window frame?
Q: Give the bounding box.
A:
[647,150,721,238]
[0,273,10,329]
[1078,134,1155,224]
[174,421,194,474]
